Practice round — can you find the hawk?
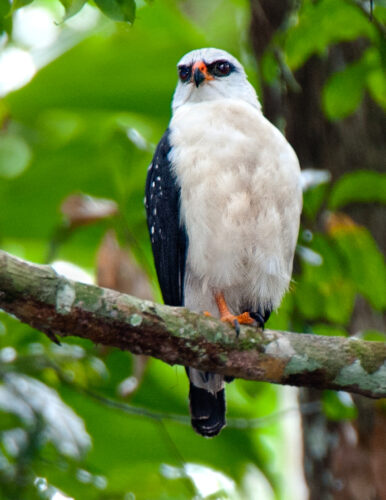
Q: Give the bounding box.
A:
[145,48,302,437]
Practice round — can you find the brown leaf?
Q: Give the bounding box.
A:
[324,212,360,236]
[61,194,118,228]
[96,229,153,300]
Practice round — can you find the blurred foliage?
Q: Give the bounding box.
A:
[0,0,385,499]
[0,0,136,29]
[261,0,386,118]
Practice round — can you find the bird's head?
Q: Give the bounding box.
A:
[172,48,260,113]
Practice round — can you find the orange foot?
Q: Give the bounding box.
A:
[220,311,255,326]
[214,292,255,334]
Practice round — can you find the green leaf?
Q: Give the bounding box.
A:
[0,0,11,17]
[0,0,11,35]
[367,66,386,109]
[285,0,375,70]
[296,234,356,324]
[295,281,325,320]
[302,182,329,220]
[323,47,385,119]
[322,390,357,421]
[332,227,386,311]
[329,171,386,209]
[322,58,367,119]
[59,0,87,21]
[323,279,356,324]
[11,0,34,13]
[373,4,386,23]
[361,329,386,342]
[261,50,279,84]
[94,0,136,23]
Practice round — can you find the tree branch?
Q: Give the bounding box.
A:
[0,250,385,398]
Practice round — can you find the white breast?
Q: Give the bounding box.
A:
[169,99,302,313]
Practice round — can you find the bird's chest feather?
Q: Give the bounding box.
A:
[168,100,300,291]
[169,101,262,230]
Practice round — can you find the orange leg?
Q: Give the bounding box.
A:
[214,292,254,326]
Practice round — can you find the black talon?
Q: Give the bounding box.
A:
[249,307,272,330]
[233,319,240,337]
[250,311,266,329]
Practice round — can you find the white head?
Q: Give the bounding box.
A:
[172,48,260,113]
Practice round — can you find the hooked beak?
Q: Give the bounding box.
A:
[192,61,213,88]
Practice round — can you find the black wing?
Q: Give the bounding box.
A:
[145,130,187,306]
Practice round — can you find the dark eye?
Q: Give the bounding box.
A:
[178,65,191,82]
[214,61,231,76]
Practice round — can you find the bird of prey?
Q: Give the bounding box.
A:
[145,48,302,437]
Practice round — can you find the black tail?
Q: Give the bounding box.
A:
[189,382,226,437]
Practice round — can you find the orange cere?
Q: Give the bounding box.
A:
[192,61,214,81]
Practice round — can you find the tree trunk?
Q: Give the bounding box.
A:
[249,1,386,498]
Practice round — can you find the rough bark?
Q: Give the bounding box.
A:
[0,250,385,398]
